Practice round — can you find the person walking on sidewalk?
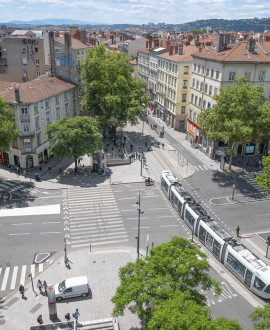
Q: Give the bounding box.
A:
[236,226,240,237]
[37,279,43,294]
[73,308,80,325]
[43,280,48,296]
[37,315,43,325]
[59,165,62,172]
[65,312,71,322]
[19,284,25,298]
[48,164,51,171]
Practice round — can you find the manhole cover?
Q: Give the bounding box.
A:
[34,252,50,264]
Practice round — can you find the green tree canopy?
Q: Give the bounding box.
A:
[81,44,148,129]
[111,237,221,324]
[46,116,103,172]
[0,97,19,153]
[249,303,270,329]
[198,77,270,169]
[255,155,270,192]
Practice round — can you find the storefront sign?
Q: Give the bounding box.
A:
[245,145,255,155]
[187,119,200,136]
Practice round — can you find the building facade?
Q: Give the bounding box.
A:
[0,76,77,168]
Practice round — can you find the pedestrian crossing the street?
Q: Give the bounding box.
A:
[66,186,128,248]
[0,263,44,294]
[193,165,209,172]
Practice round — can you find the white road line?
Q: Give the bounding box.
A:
[1,267,10,291]
[126,217,149,220]
[160,224,180,228]
[202,165,208,170]
[0,204,61,217]
[20,265,27,286]
[113,190,123,192]
[39,264,43,273]
[118,197,136,200]
[9,233,30,236]
[42,222,61,224]
[72,233,128,243]
[40,232,61,234]
[193,166,198,171]
[131,227,150,229]
[12,223,32,226]
[72,238,129,248]
[30,264,35,278]
[10,266,18,290]
[70,224,125,232]
[121,209,135,212]
[156,215,174,218]
[148,208,167,210]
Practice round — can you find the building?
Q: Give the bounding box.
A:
[0,76,77,168]
[156,44,199,131]
[0,33,46,82]
[189,37,270,157]
[137,48,149,89]
[119,36,147,59]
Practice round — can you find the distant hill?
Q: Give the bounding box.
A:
[5,18,103,26]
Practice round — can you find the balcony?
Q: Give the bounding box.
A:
[20,131,35,138]
[21,147,35,155]
[20,114,30,122]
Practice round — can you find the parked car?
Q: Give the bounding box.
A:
[55,276,90,301]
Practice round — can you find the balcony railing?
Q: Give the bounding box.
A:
[20,131,35,137]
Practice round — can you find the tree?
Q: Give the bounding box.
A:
[147,294,242,330]
[111,237,221,325]
[255,155,270,192]
[46,116,103,172]
[0,97,19,153]
[198,77,270,170]
[81,44,148,130]
[249,303,270,329]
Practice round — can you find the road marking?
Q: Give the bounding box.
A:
[118,197,136,200]
[131,227,150,229]
[126,217,149,220]
[39,264,43,273]
[120,209,134,212]
[10,266,18,290]
[20,265,27,286]
[72,238,129,248]
[148,207,167,210]
[0,204,60,217]
[9,233,30,236]
[30,264,35,278]
[160,224,180,228]
[156,215,174,218]
[42,222,61,224]
[12,223,32,226]
[1,267,10,291]
[113,190,123,192]
[40,232,61,234]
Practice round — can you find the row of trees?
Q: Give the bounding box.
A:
[111,237,270,329]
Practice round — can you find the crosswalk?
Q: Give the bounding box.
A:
[0,179,27,192]
[0,263,44,293]
[240,173,269,196]
[67,186,128,248]
[193,164,209,171]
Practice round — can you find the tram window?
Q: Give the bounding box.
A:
[184,209,195,228]
[199,226,206,243]
[205,233,214,249]
[264,285,270,293]
[177,200,182,215]
[161,179,168,194]
[212,240,221,259]
[226,253,246,279]
[244,269,253,288]
[254,277,266,291]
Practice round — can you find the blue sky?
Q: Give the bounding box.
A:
[1,0,270,24]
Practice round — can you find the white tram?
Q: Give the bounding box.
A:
[160,170,270,299]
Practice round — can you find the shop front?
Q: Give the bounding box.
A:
[157,104,165,121]
[0,153,9,166]
[186,118,200,144]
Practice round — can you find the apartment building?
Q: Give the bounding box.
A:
[119,36,147,59]
[0,76,77,168]
[138,48,149,90]
[156,45,198,131]
[0,33,46,82]
[189,38,270,157]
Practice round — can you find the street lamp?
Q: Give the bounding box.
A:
[266,236,270,258]
[28,273,37,295]
[135,190,144,259]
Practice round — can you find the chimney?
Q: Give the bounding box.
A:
[178,45,183,55]
[198,46,203,52]
[166,40,171,50]
[14,88,20,103]
[149,40,152,49]
[185,41,190,46]
[247,38,256,53]
[169,45,174,55]
[64,32,72,47]
[146,40,149,48]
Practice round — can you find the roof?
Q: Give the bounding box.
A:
[54,36,91,50]
[192,41,270,63]
[138,48,149,54]
[153,47,166,52]
[66,276,88,287]
[129,59,137,64]
[10,30,43,37]
[158,46,199,62]
[0,76,76,104]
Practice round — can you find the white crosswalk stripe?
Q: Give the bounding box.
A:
[67,186,128,248]
[193,165,209,171]
[240,174,269,196]
[0,264,46,293]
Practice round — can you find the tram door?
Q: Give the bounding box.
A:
[244,269,253,288]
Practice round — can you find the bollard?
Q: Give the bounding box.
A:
[47,285,57,321]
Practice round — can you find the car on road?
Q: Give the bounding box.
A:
[55,276,90,301]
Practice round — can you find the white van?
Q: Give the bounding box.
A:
[55,276,90,301]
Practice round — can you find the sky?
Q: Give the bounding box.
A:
[1,0,270,25]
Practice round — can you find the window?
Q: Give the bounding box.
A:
[206,68,209,76]
[55,96,59,105]
[198,65,201,73]
[204,84,208,93]
[55,48,60,53]
[202,66,205,74]
[182,94,187,102]
[22,58,27,65]
[192,78,195,88]
[198,98,202,107]
[195,95,198,105]
[72,89,75,98]
[200,82,203,91]
[264,285,270,293]
[181,106,186,114]
[213,240,221,259]
[35,58,40,65]
[189,109,192,118]
[22,122,30,133]
[203,100,206,109]
[214,87,218,95]
[245,72,251,81]
[184,66,189,74]
[184,209,195,229]
[193,63,197,72]
[199,226,206,243]
[36,71,40,77]
[258,71,265,82]
[46,111,51,124]
[65,103,68,113]
[244,269,253,288]
[193,112,197,123]
[22,70,28,78]
[191,93,194,103]
[34,104,39,115]
[209,86,213,96]
[21,107,28,115]
[206,233,214,248]
[229,72,236,81]
[196,80,199,90]
[211,69,214,78]
[183,80,188,89]
[24,139,31,148]
[35,47,38,53]
[35,116,40,130]
[56,107,60,118]
[64,92,68,101]
[254,277,266,291]
[216,71,220,80]
[36,134,41,146]
[22,47,26,53]
[226,253,246,279]
[45,100,50,110]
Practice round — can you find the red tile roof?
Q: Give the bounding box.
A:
[158,46,199,62]
[138,48,149,54]
[0,76,76,104]
[54,36,91,50]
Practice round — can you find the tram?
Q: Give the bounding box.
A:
[160,170,270,299]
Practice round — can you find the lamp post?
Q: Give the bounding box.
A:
[136,190,144,259]
[28,273,37,296]
[266,236,270,258]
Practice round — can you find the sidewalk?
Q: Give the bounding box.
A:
[0,249,141,330]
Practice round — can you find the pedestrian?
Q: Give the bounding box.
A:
[130,143,133,151]
[65,312,71,322]
[129,155,132,163]
[37,314,43,325]
[236,226,240,237]
[145,141,148,147]
[19,284,25,298]
[258,158,262,170]
[113,138,116,146]
[37,279,42,293]
[78,158,81,165]
[35,173,39,181]
[122,142,125,148]
[73,308,80,325]
[48,164,51,171]
[124,136,126,142]
[16,166,20,174]
[59,165,62,172]
[39,164,42,171]
[64,255,72,267]
[43,280,48,296]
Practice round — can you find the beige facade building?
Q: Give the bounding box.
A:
[0,76,77,168]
